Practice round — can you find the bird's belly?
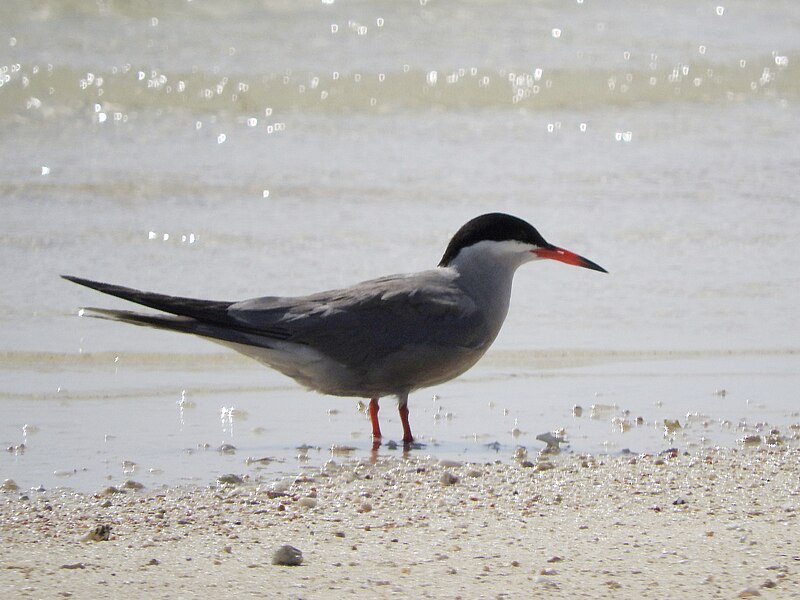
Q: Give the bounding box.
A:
[218,339,488,399]
[369,343,488,394]
[217,340,360,396]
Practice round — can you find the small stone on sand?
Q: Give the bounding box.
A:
[298,497,318,508]
[1,479,19,491]
[217,474,244,486]
[83,524,112,542]
[536,432,564,454]
[440,471,459,486]
[122,479,144,490]
[272,544,303,566]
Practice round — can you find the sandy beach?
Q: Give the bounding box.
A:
[3,445,798,599]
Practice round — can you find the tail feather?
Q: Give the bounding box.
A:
[62,275,233,324]
[63,275,293,343]
[80,307,262,346]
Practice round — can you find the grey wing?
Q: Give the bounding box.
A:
[228,271,490,371]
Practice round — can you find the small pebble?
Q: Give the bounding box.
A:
[1,479,19,491]
[737,587,761,598]
[122,479,144,490]
[217,474,244,486]
[271,478,294,493]
[440,471,459,486]
[536,432,563,454]
[298,497,318,509]
[83,524,112,542]
[272,544,303,566]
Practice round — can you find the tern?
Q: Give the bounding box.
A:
[63,212,606,444]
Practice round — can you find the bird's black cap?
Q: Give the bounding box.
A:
[438,213,550,267]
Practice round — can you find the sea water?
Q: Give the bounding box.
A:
[1,1,798,491]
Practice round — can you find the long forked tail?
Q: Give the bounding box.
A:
[61,275,288,345]
[62,275,234,321]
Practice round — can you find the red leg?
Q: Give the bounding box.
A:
[399,404,413,443]
[368,398,382,441]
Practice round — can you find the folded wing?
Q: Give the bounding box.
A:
[62,272,489,374]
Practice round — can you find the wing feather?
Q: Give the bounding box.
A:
[228,270,489,373]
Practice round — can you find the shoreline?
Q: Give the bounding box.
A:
[3,446,798,598]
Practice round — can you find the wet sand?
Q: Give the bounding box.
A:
[2,446,798,599]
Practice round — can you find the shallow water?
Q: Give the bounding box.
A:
[1,1,798,491]
[3,349,798,492]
